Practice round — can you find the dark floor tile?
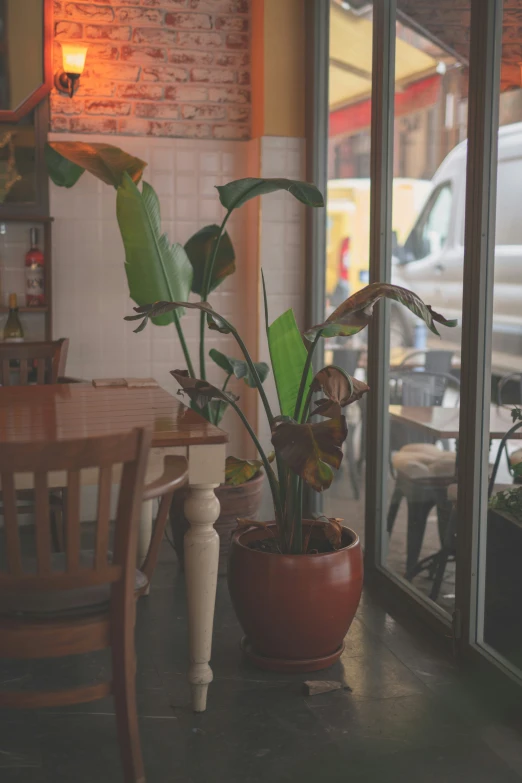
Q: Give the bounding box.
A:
[276,739,522,783]
[0,712,42,770]
[334,643,427,701]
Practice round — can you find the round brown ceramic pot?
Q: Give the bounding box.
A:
[170,472,264,575]
[227,523,363,672]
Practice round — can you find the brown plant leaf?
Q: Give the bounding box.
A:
[271,416,348,492]
[310,366,369,418]
[225,456,263,486]
[323,518,344,550]
[171,370,238,409]
[304,282,457,341]
[124,300,232,335]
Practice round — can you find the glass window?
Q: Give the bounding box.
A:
[495,158,522,245]
[405,183,452,262]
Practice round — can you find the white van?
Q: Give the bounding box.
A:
[392,122,522,355]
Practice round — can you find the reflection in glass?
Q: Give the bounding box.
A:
[478,0,522,678]
[324,0,374,543]
[0,0,43,113]
[0,112,37,204]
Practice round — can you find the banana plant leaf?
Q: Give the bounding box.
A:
[225,455,264,486]
[216,177,324,211]
[268,309,313,417]
[171,370,238,408]
[310,366,369,419]
[209,348,269,388]
[304,282,458,341]
[45,144,84,188]
[117,175,193,326]
[184,224,236,295]
[46,141,146,188]
[271,416,348,492]
[125,299,230,334]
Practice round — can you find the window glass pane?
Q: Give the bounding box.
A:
[324,0,374,540]
[379,1,470,618]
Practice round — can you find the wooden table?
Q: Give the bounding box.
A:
[0,383,228,713]
[389,404,520,440]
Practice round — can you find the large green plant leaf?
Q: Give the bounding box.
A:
[117,175,193,326]
[184,224,236,295]
[46,141,146,188]
[45,143,84,188]
[271,416,348,492]
[268,309,313,417]
[216,178,324,211]
[209,348,269,388]
[305,283,457,341]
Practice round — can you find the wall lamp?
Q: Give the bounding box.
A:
[55,43,88,98]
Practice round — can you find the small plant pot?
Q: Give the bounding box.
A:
[170,472,264,576]
[227,522,363,672]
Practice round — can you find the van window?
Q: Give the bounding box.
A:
[496,159,522,245]
[403,183,452,262]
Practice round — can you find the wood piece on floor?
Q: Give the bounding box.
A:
[303,680,344,696]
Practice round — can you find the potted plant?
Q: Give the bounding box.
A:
[46,142,291,572]
[125,173,457,671]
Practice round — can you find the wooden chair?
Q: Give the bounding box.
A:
[0,339,71,548]
[0,429,188,783]
[0,338,69,386]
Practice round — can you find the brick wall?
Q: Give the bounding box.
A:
[51,0,251,140]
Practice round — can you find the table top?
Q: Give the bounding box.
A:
[389,404,519,440]
[0,384,228,447]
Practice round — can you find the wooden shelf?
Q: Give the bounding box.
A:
[0,215,53,224]
[0,306,48,313]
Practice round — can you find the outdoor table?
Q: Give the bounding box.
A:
[0,382,228,713]
[389,404,521,440]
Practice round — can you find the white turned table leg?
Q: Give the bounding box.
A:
[184,443,226,712]
[184,483,220,712]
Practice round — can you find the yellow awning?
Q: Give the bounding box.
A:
[329,4,439,110]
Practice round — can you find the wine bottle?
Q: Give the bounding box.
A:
[25,227,45,307]
[4,293,24,342]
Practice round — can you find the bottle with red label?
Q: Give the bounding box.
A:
[25,227,45,307]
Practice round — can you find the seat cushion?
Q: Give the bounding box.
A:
[392,445,456,480]
[509,448,522,466]
[0,550,148,617]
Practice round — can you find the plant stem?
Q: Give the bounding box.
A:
[293,333,321,420]
[213,373,232,425]
[292,476,303,554]
[199,212,231,380]
[227,397,284,527]
[300,384,315,423]
[173,310,195,378]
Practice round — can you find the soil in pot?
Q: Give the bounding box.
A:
[228,522,363,672]
[170,471,264,576]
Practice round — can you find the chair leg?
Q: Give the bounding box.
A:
[387,484,403,535]
[429,548,452,602]
[111,603,145,783]
[50,494,65,553]
[405,499,434,578]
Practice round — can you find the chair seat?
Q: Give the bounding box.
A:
[392,444,456,480]
[0,551,148,617]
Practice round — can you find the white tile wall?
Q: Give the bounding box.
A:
[0,221,47,340]
[49,132,252,456]
[49,132,307,472]
[256,136,307,454]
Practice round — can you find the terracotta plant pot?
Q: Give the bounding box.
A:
[227,523,363,672]
[170,472,264,576]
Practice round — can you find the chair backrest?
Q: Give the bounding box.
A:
[0,428,151,593]
[389,370,459,407]
[497,372,522,406]
[398,349,454,375]
[332,347,361,377]
[0,338,69,386]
